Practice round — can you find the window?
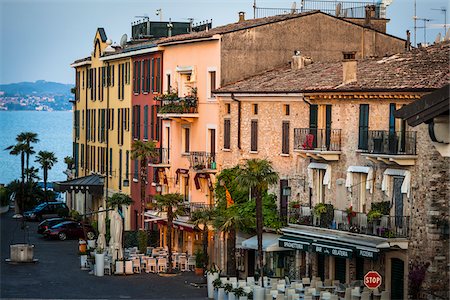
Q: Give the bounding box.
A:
[226,103,231,114]
[119,149,122,190]
[125,62,130,85]
[166,74,171,93]
[282,121,290,154]
[253,104,258,115]
[183,127,190,153]
[155,57,161,93]
[143,59,150,93]
[144,105,148,140]
[111,65,115,86]
[284,104,290,116]
[75,71,80,101]
[133,159,139,180]
[389,103,396,134]
[209,71,216,98]
[251,120,258,151]
[109,148,113,176]
[224,119,231,150]
[80,144,85,169]
[125,151,129,181]
[358,104,369,150]
[352,173,367,212]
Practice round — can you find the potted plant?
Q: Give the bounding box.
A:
[346,206,357,224]
[367,209,382,222]
[224,283,234,300]
[194,249,206,276]
[94,246,105,277]
[232,287,247,300]
[213,278,223,300]
[313,203,327,216]
[207,263,220,299]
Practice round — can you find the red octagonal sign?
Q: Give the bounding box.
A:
[364,271,382,289]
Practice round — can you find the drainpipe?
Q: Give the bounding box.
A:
[106,62,110,208]
[84,65,89,220]
[231,93,241,150]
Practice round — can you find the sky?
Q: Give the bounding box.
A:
[0,0,448,85]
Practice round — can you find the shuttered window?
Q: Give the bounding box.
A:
[251,120,258,151]
[358,104,369,150]
[282,121,290,154]
[150,105,155,140]
[184,127,190,153]
[144,105,148,140]
[224,119,231,150]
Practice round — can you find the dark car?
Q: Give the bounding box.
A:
[37,217,68,234]
[24,202,69,221]
[44,221,96,241]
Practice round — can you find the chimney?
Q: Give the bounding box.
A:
[291,50,313,70]
[364,5,375,27]
[342,52,357,84]
[405,30,411,51]
[238,11,245,22]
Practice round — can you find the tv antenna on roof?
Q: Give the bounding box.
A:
[415,17,434,46]
[431,7,448,36]
[135,14,149,21]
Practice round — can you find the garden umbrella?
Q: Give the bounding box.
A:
[96,206,106,250]
[111,210,123,260]
[108,211,117,260]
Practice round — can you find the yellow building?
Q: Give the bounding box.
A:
[70,28,133,229]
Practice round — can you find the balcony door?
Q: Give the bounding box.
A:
[309,105,318,148]
[358,104,369,150]
[279,180,289,223]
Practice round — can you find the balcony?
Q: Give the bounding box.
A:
[288,206,410,238]
[361,130,417,166]
[294,128,342,161]
[156,92,198,121]
[148,147,170,167]
[189,151,217,171]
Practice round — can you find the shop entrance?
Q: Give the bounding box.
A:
[335,257,346,283]
[391,258,404,299]
[317,254,325,281]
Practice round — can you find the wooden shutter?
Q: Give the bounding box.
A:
[282,121,290,154]
[251,120,258,151]
[144,105,148,140]
[224,119,231,149]
[358,104,369,150]
[325,105,332,149]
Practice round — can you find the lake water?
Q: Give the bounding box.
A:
[0,111,73,184]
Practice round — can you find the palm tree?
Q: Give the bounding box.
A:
[35,151,58,203]
[191,207,216,268]
[154,193,185,273]
[237,159,279,285]
[25,167,40,183]
[17,132,39,182]
[5,142,28,214]
[131,140,158,229]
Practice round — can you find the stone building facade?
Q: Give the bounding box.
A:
[215,41,449,299]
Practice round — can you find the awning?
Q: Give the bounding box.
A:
[345,166,374,193]
[381,168,411,198]
[307,163,331,189]
[281,226,386,260]
[175,168,190,184]
[194,173,213,190]
[173,219,197,232]
[242,233,290,252]
[176,66,193,73]
[53,174,104,195]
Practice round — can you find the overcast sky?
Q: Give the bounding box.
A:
[0,0,448,85]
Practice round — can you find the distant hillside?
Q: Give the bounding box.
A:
[0,80,73,96]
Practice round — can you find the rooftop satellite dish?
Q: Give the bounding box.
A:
[120,34,128,48]
[291,2,297,13]
[335,3,342,17]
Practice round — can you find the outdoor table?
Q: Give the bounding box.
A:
[322,286,336,292]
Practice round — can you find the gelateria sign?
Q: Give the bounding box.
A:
[313,243,353,258]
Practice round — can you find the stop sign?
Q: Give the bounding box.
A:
[364,271,382,289]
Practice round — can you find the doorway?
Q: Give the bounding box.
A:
[391,258,404,300]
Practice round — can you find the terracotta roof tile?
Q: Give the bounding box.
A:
[216,41,450,93]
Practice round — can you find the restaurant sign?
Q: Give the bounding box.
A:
[357,248,379,260]
[313,243,353,258]
[279,238,309,251]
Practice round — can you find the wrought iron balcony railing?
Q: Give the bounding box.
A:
[156,92,198,114]
[178,203,215,218]
[294,128,342,151]
[149,147,170,165]
[361,130,417,155]
[189,151,217,170]
[288,206,410,238]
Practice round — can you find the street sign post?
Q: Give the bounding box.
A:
[364,271,382,289]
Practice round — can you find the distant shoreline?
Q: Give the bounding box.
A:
[0,110,72,112]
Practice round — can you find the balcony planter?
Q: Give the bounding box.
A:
[207,271,220,298]
[94,248,105,277]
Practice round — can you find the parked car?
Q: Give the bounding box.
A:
[43,221,96,241]
[24,202,69,221]
[37,217,68,234]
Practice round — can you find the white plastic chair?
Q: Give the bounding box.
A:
[157,257,167,273]
[146,257,157,273]
[132,257,141,273]
[187,256,196,270]
[178,256,187,271]
[302,277,311,286]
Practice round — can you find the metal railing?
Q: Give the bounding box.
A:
[189,151,217,170]
[294,128,342,151]
[288,206,410,238]
[363,130,417,155]
[254,1,385,19]
[157,95,198,114]
[150,147,170,165]
[180,203,215,218]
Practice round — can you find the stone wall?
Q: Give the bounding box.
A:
[220,13,405,85]
[408,123,450,299]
